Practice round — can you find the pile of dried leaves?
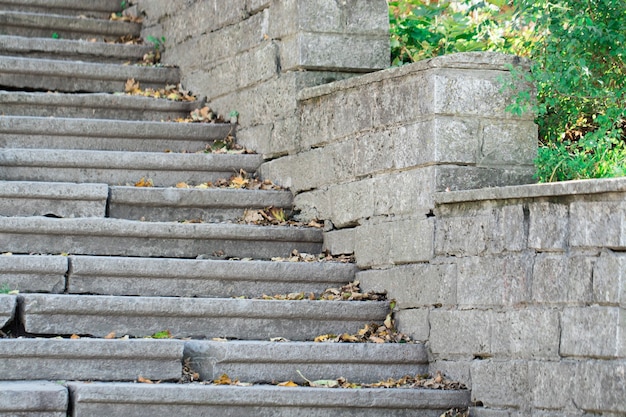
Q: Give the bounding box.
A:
[269,250,353,263]
[125,78,196,101]
[133,170,280,190]
[314,321,412,344]
[257,280,385,302]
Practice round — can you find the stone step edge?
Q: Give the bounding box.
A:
[0,254,354,296]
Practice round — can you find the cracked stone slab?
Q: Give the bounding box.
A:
[0,254,67,293]
[108,187,293,222]
[0,217,322,259]
[0,0,121,18]
[0,294,16,328]
[184,340,429,384]
[0,149,264,187]
[0,381,67,416]
[0,116,233,152]
[0,181,107,218]
[20,294,388,340]
[0,56,180,93]
[68,256,355,298]
[0,35,152,63]
[0,91,201,120]
[0,338,184,381]
[68,382,470,416]
[0,10,140,40]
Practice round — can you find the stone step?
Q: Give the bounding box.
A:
[0,181,108,218]
[18,294,388,340]
[0,149,264,186]
[0,56,180,93]
[0,35,152,63]
[0,116,233,152]
[0,254,353,298]
[0,217,322,259]
[0,0,122,18]
[0,381,67,417]
[109,186,294,223]
[0,294,16,328]
[68,255,354,298]
[67,382,470,416]
[0,11,140,40]
[184,340,428,384]
[0,90,201,120]
[0,339,184,381]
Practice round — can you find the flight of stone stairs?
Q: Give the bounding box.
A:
[0,1,469,415]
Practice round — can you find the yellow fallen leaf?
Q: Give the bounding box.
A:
[214,374,233,385]
[135,177,154,187]
[124,78,141,94]
[176,182,190,188]
[278,380,299,387]
[137,376,153,384]
[70,334,80,339]
[104,331,116,339]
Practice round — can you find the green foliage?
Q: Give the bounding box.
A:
[51,32,59,39]
[146,35,166,52]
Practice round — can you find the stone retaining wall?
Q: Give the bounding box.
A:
[133,0,390,158]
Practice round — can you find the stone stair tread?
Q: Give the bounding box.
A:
[0,55,180,93]
[0,381,67,416]
[109,186,293,223]
[0,35,152,63]
[0,254,67,293]
[68,255,352,298]
[0,216,323,259]
[185,340,428,384]
[0,338,184,381]
[19,294,389,340]
[0,90,201,121]
[0,0,122,18]
[67,382,470,416]
[0,148,264,186]
[0,10,141,40]
[0,115,233,152]
[0,294,16,328]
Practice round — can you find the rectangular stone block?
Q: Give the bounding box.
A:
[429,309,492,358]
[429,359,471,388]
[529,360,580,410]
[358,262,457,308]
[570,201,626,249]
[323,228,356,255]
[528,202,569,251]
[560,306,624,359]
[471,360,530,408]
[435,213,491,256]
[491,309,560,359]
[457,254,532,307]
[479,120,537,166]
[434,165,535,192]
[0,381,67,416]
[0,254,67,294]
[593,250,626,306]
[0,294,16,328]
[394,307,430,342]
[574,360,626,413]
[531,254,594,304]
[355,217,434,268]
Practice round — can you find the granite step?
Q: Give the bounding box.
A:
[0,294,16,329]
[0,217,322,259]
[0,338,184,381]
[0,381,67,417]
[0,149,264,186]
[184,340,428,384]
[0,56,180,93]
[0,0,122,19]
[0,11,140,40]
[0,254,67,294]
[0,91,202,121]
[67,382,470,417]
[18,294,388,340]
[0,35,152,63]
[0,116,233,152]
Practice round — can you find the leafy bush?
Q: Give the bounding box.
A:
[389,0,626,182]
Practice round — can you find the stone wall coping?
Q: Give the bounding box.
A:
[434,177,626,205]
[297,52,529,101]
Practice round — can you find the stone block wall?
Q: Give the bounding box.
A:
[133,0,390,158]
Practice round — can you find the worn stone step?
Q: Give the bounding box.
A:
[0,35,152,63]
[0,254,67,294]
[0,56,180,93]
[0,217,322,259]
[184,341,428,384]
[68,382,470,417]
[0,91,201,120]
[109,186,293,223]
[0,338,184,381]
[0,116,233,152]
[0,0,122,18]
[0,294,16,329]
[0,11,140,40]
[67,256,355,298]
[19,294,388,340]
[0,149,263,186]
[0,181,107,218]
[0,381,67,417]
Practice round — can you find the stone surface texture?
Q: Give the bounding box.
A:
[0,381,68,416]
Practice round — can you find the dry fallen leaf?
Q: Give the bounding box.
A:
[134,177,154,187]
[137,376,154,384]
[277,380,299,387]
[104,331,116,339]
[70,334,80,339]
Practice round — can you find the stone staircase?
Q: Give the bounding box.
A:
[0,2,469,415]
